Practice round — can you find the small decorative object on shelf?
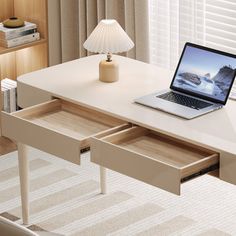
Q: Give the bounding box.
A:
[0,20,39,48]
[3,17,25,28]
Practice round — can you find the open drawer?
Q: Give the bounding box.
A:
[91,126,219,195]
[1,99,129,164]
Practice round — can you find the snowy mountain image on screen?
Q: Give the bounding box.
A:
[174,65,235,100]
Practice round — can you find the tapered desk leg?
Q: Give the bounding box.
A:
[100,166,107,194]
[17,143,29,225]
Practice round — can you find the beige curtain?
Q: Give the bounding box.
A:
[47,0,150,66]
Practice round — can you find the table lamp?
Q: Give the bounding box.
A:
[83,19,134,83]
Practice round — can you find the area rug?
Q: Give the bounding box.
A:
[0,147,235,236]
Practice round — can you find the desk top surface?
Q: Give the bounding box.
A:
[18,55,236,155]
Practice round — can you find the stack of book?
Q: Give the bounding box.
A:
[1,78,18,113]
[0,21,40,48]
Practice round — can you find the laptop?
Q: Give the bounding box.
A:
[135,42,236,119]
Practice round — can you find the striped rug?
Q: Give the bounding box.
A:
[0,147,235,236]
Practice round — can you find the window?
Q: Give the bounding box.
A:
[149,0,236,69]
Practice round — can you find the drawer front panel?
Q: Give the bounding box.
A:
[2,111,81,164]
[91,137,181,195]
[91,126,219,195]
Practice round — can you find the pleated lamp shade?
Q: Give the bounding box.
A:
[83,19,134,54]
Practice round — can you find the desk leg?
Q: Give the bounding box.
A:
[100,166,107,194]
[17,143,29,225]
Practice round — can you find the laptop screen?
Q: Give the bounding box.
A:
[170,43,236,104]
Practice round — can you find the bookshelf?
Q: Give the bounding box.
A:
[0,0,48,154]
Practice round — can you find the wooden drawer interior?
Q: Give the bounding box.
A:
[100,126,219,186]
[12,99,127,148]
[2,98,129,164]
[8,99,130,154]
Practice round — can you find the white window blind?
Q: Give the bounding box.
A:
[204,0,236,54]
[149,0,236,69]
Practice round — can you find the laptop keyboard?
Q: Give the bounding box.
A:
[157,92,212,110]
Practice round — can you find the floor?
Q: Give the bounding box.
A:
[0,147,235,236]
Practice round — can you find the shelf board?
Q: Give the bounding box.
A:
[0,38,47,55]
[0,136,17,156]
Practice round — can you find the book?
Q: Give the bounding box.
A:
[1,82,11,113]
[1,86,8,112]
[0,32,40,48]
[1,88,4,110]
[2,79,17,112]
[1,79,17,112]
[0,28,37,40]
[0,21,37,39]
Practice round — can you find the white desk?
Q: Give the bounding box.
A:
[2,55,236,224]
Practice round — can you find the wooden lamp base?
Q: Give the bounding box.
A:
[99,59,119,83]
